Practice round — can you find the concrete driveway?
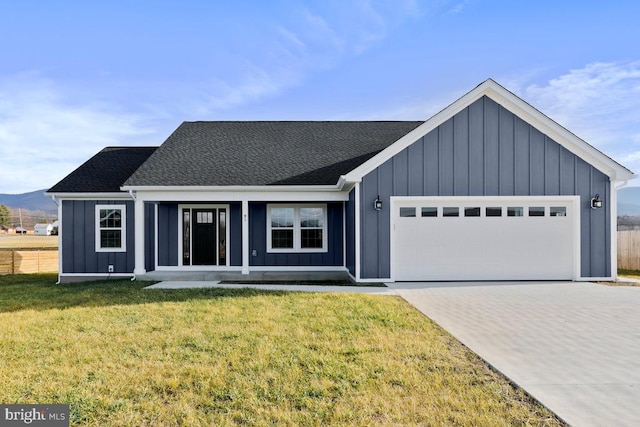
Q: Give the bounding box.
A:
[388,281,640,427]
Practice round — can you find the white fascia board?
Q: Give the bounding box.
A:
[343,79,636,183]
[131,189,349,202]
[120,184,340,192]
[45,192,131,200]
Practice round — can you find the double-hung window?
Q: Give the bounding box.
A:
[267,205,327,252]
[95,205,126,252]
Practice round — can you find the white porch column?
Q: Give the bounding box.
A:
[133,196,146,275]
[242,199,249,274]
[354,183,361,281]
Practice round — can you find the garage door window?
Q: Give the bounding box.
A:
[464,207,481,217]
[550,207,567,217]
[507,207,524,217]
[399,207,416,217]
[486,207,502,217]
[443,207,459,217]
[421,207,437,217]
[529,207,545,217]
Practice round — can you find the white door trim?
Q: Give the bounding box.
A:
[177,204,231,268]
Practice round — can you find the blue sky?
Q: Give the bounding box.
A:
[1,0,639,193]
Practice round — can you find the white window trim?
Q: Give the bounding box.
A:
[267,204,328,253]
[95,204,127,253]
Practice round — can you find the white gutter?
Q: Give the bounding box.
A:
[120,184,342,192]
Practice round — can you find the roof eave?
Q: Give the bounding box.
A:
[343,78,635,183]
[120,184,344,192]
[45,191,132,199]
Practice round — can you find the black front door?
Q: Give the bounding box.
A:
[192,209,217,265]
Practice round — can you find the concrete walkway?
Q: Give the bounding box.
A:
[389,281,640,427]
[144,281,396,295]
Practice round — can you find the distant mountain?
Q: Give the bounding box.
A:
[0,189,57,213]
[618,187,640,216]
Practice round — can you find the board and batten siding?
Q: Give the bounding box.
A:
[144,202,155,272]
[61,199,135,274]
[249,202,343,267]
[346,189,356,276]
[360,96,610,279]
[157,203,178,266]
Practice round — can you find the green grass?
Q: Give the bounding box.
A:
[618,269,640,280]
[596,269,640,286]
[0,274,563,426]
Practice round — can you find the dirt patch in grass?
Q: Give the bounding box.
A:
[0,274,564,426]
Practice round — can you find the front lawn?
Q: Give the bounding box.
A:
[0,274,562,426]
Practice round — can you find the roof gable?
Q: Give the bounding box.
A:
[47,147,157,193]
[344,79,635,183]
[123,121,422,187]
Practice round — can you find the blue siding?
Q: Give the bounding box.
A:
[144,202,155,271]
[360,95,611,279]
[229,202,242,266]
[157,203,178,266]
[346,189,356,276]
[249,202,343,267]
[61,199,135,274]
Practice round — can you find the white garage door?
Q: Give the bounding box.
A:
[391,196,579,281]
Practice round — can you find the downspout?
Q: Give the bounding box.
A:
[612,179,630,281]
[128,190,137,281]
[51,195,61,284]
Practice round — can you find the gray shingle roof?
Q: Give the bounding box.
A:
[48,147,157,193]
[124,121,423,187]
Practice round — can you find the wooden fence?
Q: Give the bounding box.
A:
[618,230,640,271]
[0,249,58,275]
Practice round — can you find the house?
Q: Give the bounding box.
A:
[46,79,635,283]
[34,223,54,236]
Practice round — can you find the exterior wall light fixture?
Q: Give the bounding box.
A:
[590,194,603,209]
[373,195,383,211]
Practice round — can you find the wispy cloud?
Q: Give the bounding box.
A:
[191,0,423,116]
[514,62,640,174]
[348,61,640,180]
[0,73,158,193]
[447,0,471,15]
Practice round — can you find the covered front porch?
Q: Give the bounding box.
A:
[129,187,351,279]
